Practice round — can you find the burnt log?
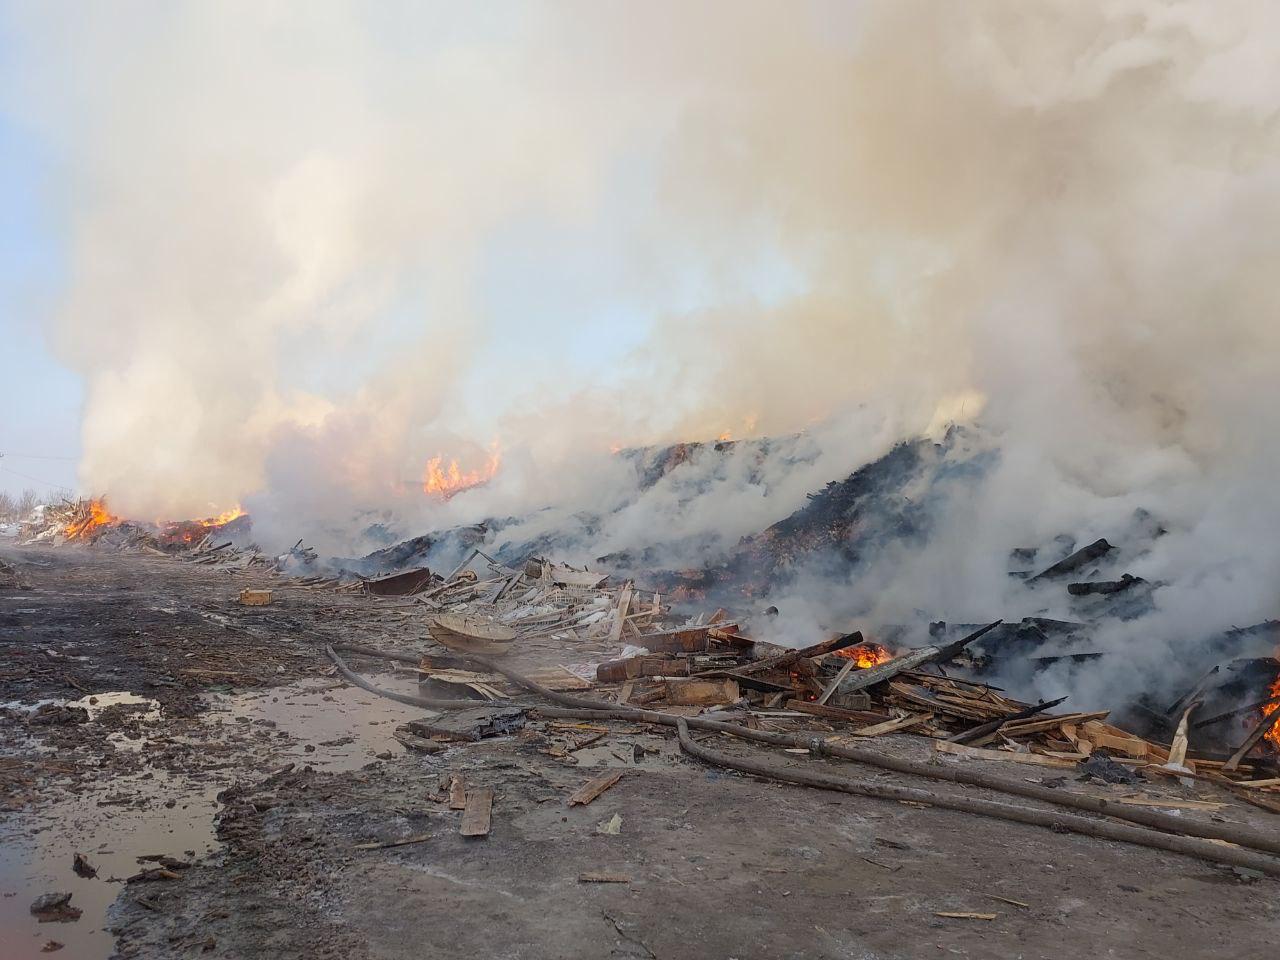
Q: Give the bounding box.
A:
[1067,574,1144,596]
[1030,538,1113,581]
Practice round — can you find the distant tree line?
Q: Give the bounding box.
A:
[0,489,40,521]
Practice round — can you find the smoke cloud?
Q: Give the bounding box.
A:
[6,1,1280,682]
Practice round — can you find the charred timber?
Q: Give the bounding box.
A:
[836,621,1001,696]
[1029,538,1113,582]
[1067,574,1144,596]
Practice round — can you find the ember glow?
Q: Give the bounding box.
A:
[422,446,501,499]
[64,498,118,541]
[834,642,894,669]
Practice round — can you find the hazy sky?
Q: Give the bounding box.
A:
[0,85,81,497]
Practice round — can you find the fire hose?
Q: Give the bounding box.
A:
[325,642,1280,874]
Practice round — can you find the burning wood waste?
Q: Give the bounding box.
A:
[15,499,1280,814]
[12,481,1280,957]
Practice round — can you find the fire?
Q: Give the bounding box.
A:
[834,642,894,668]
[422,445,501,499]
[65,498,118,541]
[157,505,250,546]
[1264,673,1280,749]
[717,430,733,442]
[204,506,245,526]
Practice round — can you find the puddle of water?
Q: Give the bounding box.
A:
[4,694,160,721]
[208,671,451,772]
[0,770,221,960]
[0,672,468,959]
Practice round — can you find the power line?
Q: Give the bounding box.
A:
[0,463,75,492]
[0,453,79,461]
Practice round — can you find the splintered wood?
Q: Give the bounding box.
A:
[567,771,624,806]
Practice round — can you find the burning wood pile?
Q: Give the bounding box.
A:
[20,498,121,544]
[344,558,1280,810]
[18,484,1280,815]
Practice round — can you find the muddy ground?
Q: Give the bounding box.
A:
[3,542,1280,959]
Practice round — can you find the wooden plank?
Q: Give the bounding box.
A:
[608,583,633,647]
[934,740,1081,769]
[448,775,467,810]
[783,699,887,724]
[850,713,934,737]
[888,683,990,722]
[567,771,624,806]
[460,787,494,837]
[816,659,856,706]
[999,711,1110,737]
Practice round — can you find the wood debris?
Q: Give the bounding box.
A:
[567,771,624,806]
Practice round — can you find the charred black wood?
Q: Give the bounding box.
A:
[1028,652,1105,666]
[364,566,435,597]
[1194,695,1280,730]
[1166,665,1221,716]
[837,621,1001,696]
[1067,574,1144,596]
[1029,538,1113,582]
[948,695,1069,745]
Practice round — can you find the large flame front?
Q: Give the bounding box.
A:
[834,642,894,668]
[422,445,501,499]
[65,498,118,540]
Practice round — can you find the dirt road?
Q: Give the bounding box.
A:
[2,543,1278,959]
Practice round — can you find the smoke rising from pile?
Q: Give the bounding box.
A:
[7,2,1280,672]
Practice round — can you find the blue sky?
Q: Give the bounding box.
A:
[0,100,82,497]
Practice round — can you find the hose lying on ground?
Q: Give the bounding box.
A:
[327,641,1280,863]
[325,644,485,710]
[673,717,1280,879]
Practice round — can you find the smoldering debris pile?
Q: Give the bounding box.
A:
[324,542,1280,799]
[16,428,1280,791]
[14,497,345,585]
[340,427,1280,772]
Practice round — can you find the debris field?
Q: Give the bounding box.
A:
[4,501,1280,959]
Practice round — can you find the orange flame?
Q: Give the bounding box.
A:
[1264,673,1280,749]
[834,642,894,669]
[202,506,245,527]
[422,445,501,499]
[65,498,118,541]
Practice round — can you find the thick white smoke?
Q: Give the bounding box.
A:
[6,1,1280,676]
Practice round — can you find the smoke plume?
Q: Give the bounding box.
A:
[6,2,1280,682]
